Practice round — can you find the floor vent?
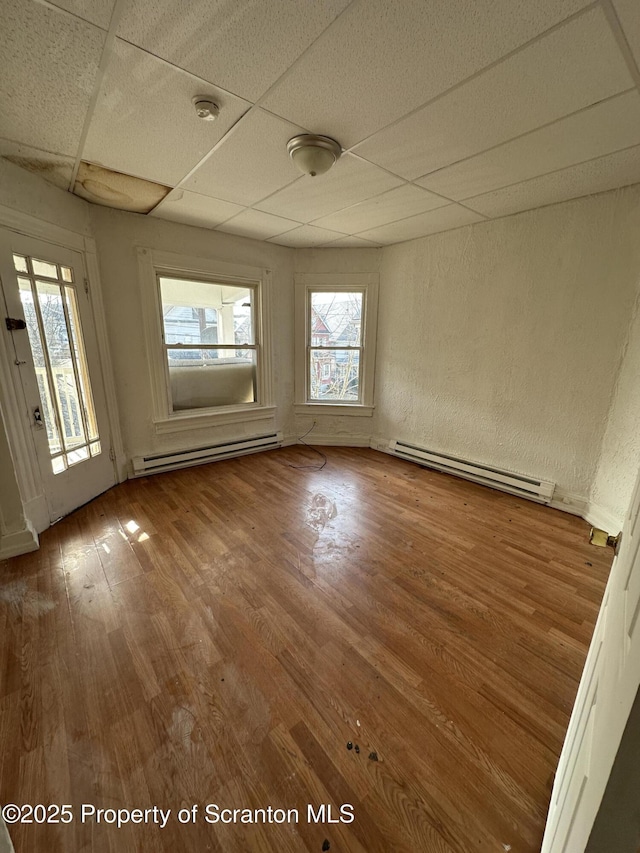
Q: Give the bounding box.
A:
[388,440,555,504]
[132,432,283,477]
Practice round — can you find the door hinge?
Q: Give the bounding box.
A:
[84,278,89,296]
[109,446,116,462]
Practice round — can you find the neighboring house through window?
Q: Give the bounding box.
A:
[295,273,378,416]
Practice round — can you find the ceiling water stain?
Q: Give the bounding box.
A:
[2,153,71,189]
[73,161,170,213]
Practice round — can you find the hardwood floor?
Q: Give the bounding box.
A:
[0,447,612,852]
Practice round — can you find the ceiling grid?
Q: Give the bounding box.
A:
[1,0,639,245]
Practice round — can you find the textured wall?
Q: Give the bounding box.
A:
[375,186,640,508]
[90,207,295,461]
[590,290,640,527]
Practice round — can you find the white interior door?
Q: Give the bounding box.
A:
[0,230,116,522]
[542,465,640,851]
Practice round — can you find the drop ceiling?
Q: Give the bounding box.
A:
[2,0,640,246]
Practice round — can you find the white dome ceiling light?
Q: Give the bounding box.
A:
[287,134,342,177]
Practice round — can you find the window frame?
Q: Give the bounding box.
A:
[138,248,275,434]
[294,273,378,417]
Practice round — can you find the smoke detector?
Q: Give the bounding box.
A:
[193,97,220,121]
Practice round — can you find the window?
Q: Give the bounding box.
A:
[138,249,274,433]
[159,276,257,411]
[295,273,378,415]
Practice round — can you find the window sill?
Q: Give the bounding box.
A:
[154,405,276,434]
[294,403,374,417]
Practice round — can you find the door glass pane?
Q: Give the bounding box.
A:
[18,279,63,455]
[310,349,360,401]
[310,292,362,347]
[52,456,66,474]
[65,287,99,441]
[67,446,89,465]
[32,258,58,279]
[35,280,88,450]
[17,254,102,475]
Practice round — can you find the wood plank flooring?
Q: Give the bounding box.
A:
[0,447,612,852]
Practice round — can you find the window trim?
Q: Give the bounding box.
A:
[295,273,378,416]
[138,248,274,434]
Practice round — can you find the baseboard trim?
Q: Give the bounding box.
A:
[23,494,49,535]
[370,435,391,452]
[584,502,624,534]
[0,522,39,560]
[284,433,371,448]
[549,489,588,517]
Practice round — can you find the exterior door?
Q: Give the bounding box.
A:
[0,230,115,522]
[542,464,640,851]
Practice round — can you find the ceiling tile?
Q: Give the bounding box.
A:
[150,189,243,228]
[256,154,402,222]
[74,161,170,211]
[217,209,301,240]
[312,184,449,233]
[83,39,250,186]
[353,7,634,180]
[45,0,116,29]
[464,146,640,219]
[0,0,106,156]
[322,235,381,247]
[357,205,484,244]
[417,91,640,200]
[267,225,347,247]
[613,0,640,70]
[261,0,592,148]
[0,140,74,190]
[117,0,351,102]
[182,109,303,206]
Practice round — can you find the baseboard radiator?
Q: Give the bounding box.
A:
[388,440,555,504]
[132,431,283,477]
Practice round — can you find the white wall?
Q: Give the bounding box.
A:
[590,287,640,529]
[89,207,295,462]
[375,186,640,512]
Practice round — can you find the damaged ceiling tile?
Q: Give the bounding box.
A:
[73,161,170,213]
